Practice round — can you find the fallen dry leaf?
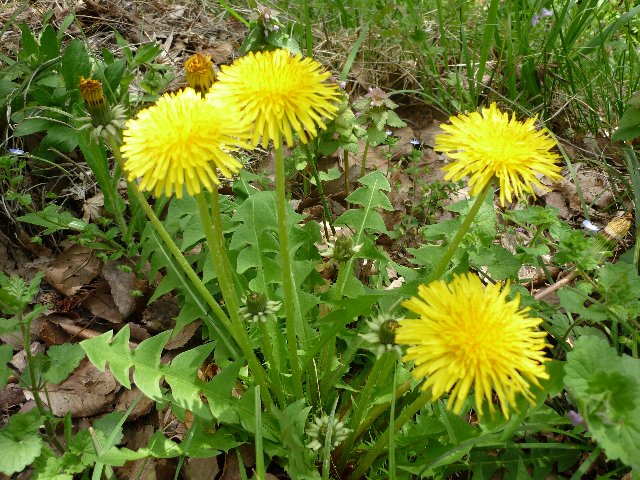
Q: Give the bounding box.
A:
[82,280,124,323]
[27,357,119,417]
[186,457,220,480]
[165,320,201,350]
[102,260,144,320]
[142,294,180,332]
[45,244,101,296]
[82,192,104,222]
[115,386,155,422]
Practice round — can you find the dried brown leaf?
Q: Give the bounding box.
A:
[45,244,101,296]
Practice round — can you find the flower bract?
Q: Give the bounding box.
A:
[208,48,340,149]
[396,273,549,418]
[434,103,562,206]
[121,88,251,198]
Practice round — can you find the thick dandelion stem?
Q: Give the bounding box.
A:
[196,191,273,409]
[349,391,432,480]
[428,183,493,282]
[259,320,287,408]
[124,183,242,355]
[338,351,395,469]
[274,144,304,401]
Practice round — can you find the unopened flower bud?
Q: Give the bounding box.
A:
[185,53,215,93]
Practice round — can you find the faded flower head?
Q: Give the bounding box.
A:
[360,313,402,358]
[396,273,550,418]
[306,413,351,452]
[121,88,252,198]
[209,49,341,149]
[434,102,562,206]
[185,53,216,93]
[239,291,281,323]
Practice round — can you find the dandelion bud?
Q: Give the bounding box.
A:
[78,77,127,142]
[360,314,403,357]
[185,53,216,94]
[79,77,110,126]
[306,413,351,452]
[239,291,281,323]
[322,234,362,264]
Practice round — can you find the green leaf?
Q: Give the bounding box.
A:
[132,43,161,66]
[17,204,87,235]
[60,39,92,91]
[612,105,640,142]
[365,126,388,146]
[13,117,57,137]
[335,170,393,235]
[41,124,79,152]
[78,134,126,220]
[18,22,39,61]
[39,24,60,61]
[385,110,407,128]
[44,343,85,383]
[0,344,13,389]
[199,361,242,418]
[470,245,520,280]
[102,59,126,95]
[564,335,640,470]
[230,190,304,291]
[81,325,214,420]
[271,400,319,478]
[0,410,43,475]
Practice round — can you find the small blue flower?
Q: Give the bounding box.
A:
[567,410,587,428]
[409,138,421,146]
[540,8,553,17]
[385,130,393,136]
[8,148,24,155]
[531,14,540,26]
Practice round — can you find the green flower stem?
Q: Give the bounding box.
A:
[351,379,412,448]
[428,183,493,282]
[350,391,432,480]
[274,144,304,401]
[338,351,395,469]
[110,146,239,350]
[259,320,287,408]
[126,184,235,333]
[360,141,370,179]
[303,144,335,237]
[101,137,129,237]
[195,191,273,409]
[20,315,64,453]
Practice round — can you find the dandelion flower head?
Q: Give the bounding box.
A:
[396,273,549,418]
[79,77,106,108]
[185,53,216,93]
[122,88,251,198]
[209,49,340,149]
[434,103,562,206]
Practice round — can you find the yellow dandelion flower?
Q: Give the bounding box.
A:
[185,53,216,93]
[208,48,340,149]
[435,103,562,206]
[121,88,251,198]
[397,273,549,418]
